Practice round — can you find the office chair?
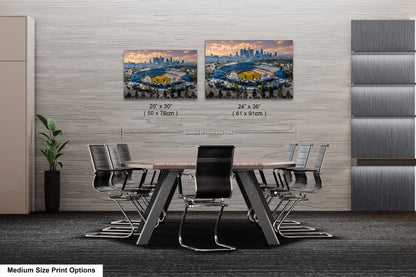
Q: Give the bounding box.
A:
[86,144,149,238]
[273,144,332,238]
[258,143,298,189]
[268,144,313,227]
[248,143,298,223]
[268,144,313,200]
[106,143,166,227]
[178,145,236,251]
[107,144,147,188]
[258,144,313,228]
[116,143,159,190]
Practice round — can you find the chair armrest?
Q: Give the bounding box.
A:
[284,168,319,173]
[273,167,294,172]
[180,171,194,177]
[95,169,134,191]
[114,167,147,172]
[95,169,128,174]
[179,171,195,180]
[177,171,194,198]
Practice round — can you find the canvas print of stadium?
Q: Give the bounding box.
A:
[124,50,197,99]
[205,40,293,99]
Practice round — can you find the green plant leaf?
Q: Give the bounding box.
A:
[47,118,56,131]
[40,138,52,148]
[55,153,63,160]
[39,133,52,144]
[36,115,48,129]
[58,162,63,168]
[53,130,63,136]
[57,140,69,153]
[55,140,64,149]
[45,149,55,166]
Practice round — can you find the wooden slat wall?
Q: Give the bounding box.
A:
[1,0,415,211]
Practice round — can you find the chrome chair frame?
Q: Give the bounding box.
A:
[178,145,236,252]
[85,144,150,239]
[248,143,299,224]
[106,143,166,227]
[272,144,332,238]
[178,199,235,252]
[264,144,313,224]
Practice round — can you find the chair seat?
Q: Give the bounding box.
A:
[104,194,132,201]
[281,193,308,201]
[182,195,227,207]
[141,184,156,189]
[259,184,276,189]
[113,179,153,191]
[268,188,290,194]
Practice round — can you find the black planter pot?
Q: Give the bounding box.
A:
[44,171,60,212]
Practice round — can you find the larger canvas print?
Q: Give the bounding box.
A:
[124,50,197,99]
[205,40,293,99]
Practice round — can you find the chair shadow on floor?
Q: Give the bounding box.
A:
[108,218,314,249]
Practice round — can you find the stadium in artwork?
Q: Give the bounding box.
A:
[124,50,197,99]
[205,40,293,99]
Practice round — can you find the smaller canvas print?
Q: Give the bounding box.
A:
[205,40,293,99]
[124,50,197,99]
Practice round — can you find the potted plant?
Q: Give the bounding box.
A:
[37,115,69,212]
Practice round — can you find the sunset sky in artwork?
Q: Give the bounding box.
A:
[205,40,293,57]
[124,50,197,64]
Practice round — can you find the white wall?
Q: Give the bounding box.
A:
[1,0,415,211]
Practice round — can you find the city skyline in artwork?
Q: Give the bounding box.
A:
[124,50,197,99]
[205,40,293,99]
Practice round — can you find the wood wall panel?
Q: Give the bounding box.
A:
[1,0,416,211]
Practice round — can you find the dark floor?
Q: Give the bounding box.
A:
[1,211,416,276]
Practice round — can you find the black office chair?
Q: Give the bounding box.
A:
[107,143,166,227]
[116,143,159,189]
[266,144,313,202]
[265,144,313,227]
[273,144,332,238]
[259,143,298,189]
[107,144,147,189]
[86,144,149,238]
[275,143,312,189]
[178,145,236,252]
[248,144,298,223]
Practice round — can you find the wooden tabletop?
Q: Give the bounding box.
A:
[122,157,295,170]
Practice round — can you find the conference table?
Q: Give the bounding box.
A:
[122,157,295,246]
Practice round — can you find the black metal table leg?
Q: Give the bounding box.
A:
[234,170,280,245]
[136,169,182,245]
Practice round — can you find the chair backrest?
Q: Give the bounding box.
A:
[295,144,312,168]
[117,143,132,164]
[293,144,328,192]
[89,144,111,171]
[293,171,323,193]
[195,145,235,199]
[314,144,329,172]
[285,143,298,161]
[88,145,112,192]
[106,143,129,184]
[106,144,122,168]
